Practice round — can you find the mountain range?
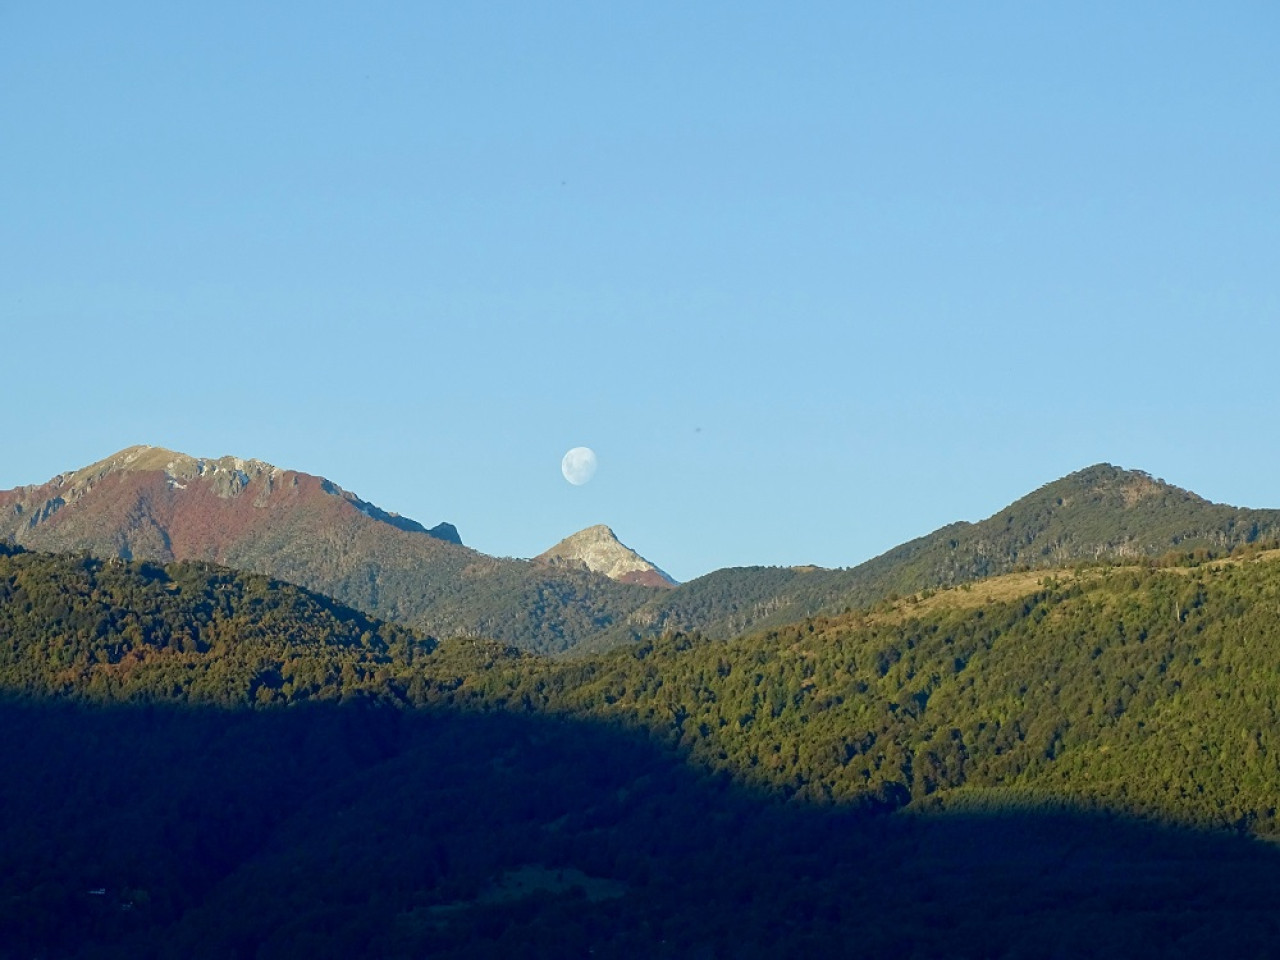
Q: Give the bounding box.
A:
[0,446,658,654]
[4,447,1279,654]
[8,446,1280,954]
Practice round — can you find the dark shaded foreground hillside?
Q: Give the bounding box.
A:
[10,544,1280,955]
[5,698,1280,960]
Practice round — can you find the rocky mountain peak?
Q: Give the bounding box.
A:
[0,445,462,551]
[42,445,285,504]
[537,525,677,588]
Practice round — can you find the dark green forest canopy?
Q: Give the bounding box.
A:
[6,543,1280,829]
[0,546,433,705]
[430,549,1280,832]
[8,544,1280,955]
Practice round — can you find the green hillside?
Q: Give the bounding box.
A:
[256,534,657,656]
[7,540,1280,826]
[0,542,429,705]
[9,542,1280,954]
[596,463,1280,647]
[409,547,1280,832]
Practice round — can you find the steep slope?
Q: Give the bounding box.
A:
[0,446,657,654]
[537,524,677,587]
[596,464,1280,646]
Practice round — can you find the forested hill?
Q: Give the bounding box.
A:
[9,543,1280,954]
[12,539,1280,829]
[0,445,658,654]
[596,464,1280,647]
[0,542,432,704]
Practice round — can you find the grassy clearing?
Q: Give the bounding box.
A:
[865,548,1280,628]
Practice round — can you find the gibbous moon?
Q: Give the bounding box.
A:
[561,446,598,486]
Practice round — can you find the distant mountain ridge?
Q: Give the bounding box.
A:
[588,464,1280,647]
[0,445,659,654]
[537,524,677,588]
[6,451,1280,655]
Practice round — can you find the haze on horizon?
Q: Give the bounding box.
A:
[2,4,1277,582]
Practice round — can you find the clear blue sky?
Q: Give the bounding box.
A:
[3,3,1277,582]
